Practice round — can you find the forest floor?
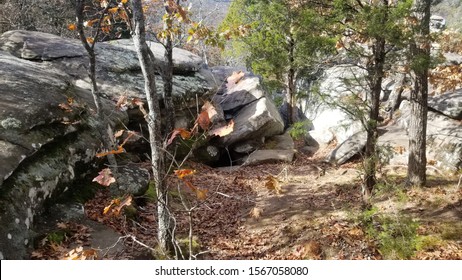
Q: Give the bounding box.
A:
[32,146,462,260]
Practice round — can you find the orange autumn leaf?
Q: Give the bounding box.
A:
[84,19,99,27]
[265,175,282,194]
[108,7,119,14]
[96,145,124,158]
[167,128,192,146]
[68,23,77,31]
[92,168,116,187]
[103,199,118,215]
[201,101,218,120]
[209,119,234,137]
[86,37,94,44]
[196,110,210,130]
[174,169,196,179]
[195,188,208,201]
[112,195,132,215]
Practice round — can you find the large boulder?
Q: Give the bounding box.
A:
[428,89,462,120]
[0,30,217,109]
[0,50,128,259]
[212,73,284,148]
[0,30,217,259]
[326,130,367,165]
[397,100,462,171]
[305,65,367,146]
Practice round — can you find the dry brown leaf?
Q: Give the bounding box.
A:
[167,128,192,146]
[116,95,128,111]
[249,207,263,219]
[209,119,234,137]
[195,188,208,201]
[202,101,218,121]
[196,110,211,130]
[265,175,282,194]
[58,103,73,112]
[113,195,133,215]
[92,168,116,187]
[114,129,124,138]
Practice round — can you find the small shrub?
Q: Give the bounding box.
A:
[358,208,420,259]
[289,120,312,140]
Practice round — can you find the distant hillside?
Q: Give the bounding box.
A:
[432,0,462,31]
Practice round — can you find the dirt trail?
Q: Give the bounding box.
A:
[198,155,461,260]
[35,153,461,260]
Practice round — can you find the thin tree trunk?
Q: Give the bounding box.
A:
[363,36,386,199]
[287,33,296,125]
[161,0,178,135]
[76,0,118,194]
[362,1,388,199]
[408,0,430,187]
[131,0,171,254]
[162,33,175,135]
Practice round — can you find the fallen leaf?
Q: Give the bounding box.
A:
[202,101,218,121]
[95,145,125,158]
[249,207,263,219]
[114,129,124,138]
[196,110,210,130]
[113,195,133,215]
[58,103,73,112]
[209,119,234,137]
[265,175,282,194]
[195,188,208,201]
[67,23,76,31]
[167,128,192,146]
[174,169,196,179]
[116,95,128,111]
[92,168,116,187]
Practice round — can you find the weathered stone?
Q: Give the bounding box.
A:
[305,65,367,145]
[219,97,284,147]
[241,131,295,165]
[107,39,204,74]
[0,30,84,60]
[213,74,266,114]
[428,89,462,120]
[117,165,150,196]
[326,130,367,165]
[397,100,462,171]
[243,150,294,166]
[0,30,217,107]
[0,34,129,259]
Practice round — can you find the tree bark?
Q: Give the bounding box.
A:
[76,0,119,194]
[407,0,430,187]
[131,0,171,254]
[363,36,386,199]
[287,32,297,125]
[161,0,178,135]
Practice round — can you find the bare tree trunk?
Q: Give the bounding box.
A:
[363,36,386,199]
[76,0,119,194]
[162,25,175,135]
[287,33,297,125]
[131,0,171,254]
[408,0,430,187]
